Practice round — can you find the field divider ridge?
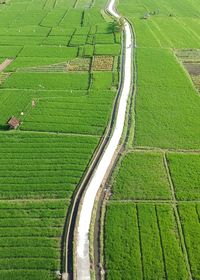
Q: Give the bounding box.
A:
[163,153,193,279]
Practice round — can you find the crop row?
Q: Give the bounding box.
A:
[105,202,198,279]
[111,151,200,201]
[0,0,118,279]
[1,71,118,92]
[111,152,171,200]
[0,199,67,278]
[0,88,116,134]
[0,132,99,199]
[134,48,200,149]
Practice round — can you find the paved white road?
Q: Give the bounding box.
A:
[76,0,133,279]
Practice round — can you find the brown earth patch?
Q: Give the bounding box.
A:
[191,75,200,91]
[183,63,200,76]
[67,58,91,71]
[92,56,114,71]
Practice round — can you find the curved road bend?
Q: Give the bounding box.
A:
[76,0,133,279]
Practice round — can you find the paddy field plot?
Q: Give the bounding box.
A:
[103,0,200,279]
[0,132,99,279]
[134,48,200,149]
[0,89,116,134]
[105,202,190,280]
[0,133,99,200]
[111,152,171,200]
[0,0,122,278]
[104,150,200,279]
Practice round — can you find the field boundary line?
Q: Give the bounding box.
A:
[0,59,13,72]
[108,199,200,203]
[135,204,144,279]
[73,0,79,8]
[42,0,48,10]
[58,9,69,26]
[53,0,57,9]
[195,204,200,223]
[15,130,100,138]
[124,17,137,148]
[163,153,193,279]
[129,146,200,154]
[155,205,168,279]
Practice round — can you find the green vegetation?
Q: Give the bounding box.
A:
[111,152,171,200]
[104,0,200,278]
[135,48,200,149]
[1,73,90,90]
[19,46,78,58]
[167,153,200,200]
[105,203,142,279]
[95,44,121,55]
[0,132,99,200]
[105,203,189,280]
[179,203,200,279]
[0,199,67,274]
[0,46,22,57]
[0,90,115,134]
[0,0,122,278]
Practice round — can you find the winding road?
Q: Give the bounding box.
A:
[76,0,133,279]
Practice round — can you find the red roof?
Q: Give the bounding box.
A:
[7,117,20,129]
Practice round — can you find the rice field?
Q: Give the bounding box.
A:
[104,152,200,279]
[0,0,122,278]
[105,202,191,280]
[103,0,200,277]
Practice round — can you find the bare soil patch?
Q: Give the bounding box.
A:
[67,58,91,71]
[92,56,114,71]
[183,63,200,76]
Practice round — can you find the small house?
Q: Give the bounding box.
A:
[7,117,20,129]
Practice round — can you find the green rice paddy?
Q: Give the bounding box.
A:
[104,0,200,279]
[0,0,121,278]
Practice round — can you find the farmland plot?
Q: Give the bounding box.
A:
[0,133,99,199]
[134,48,200,149]
[105,203,189,280]
[103,0,200,278]
[0,89,115,134]
[0,0,122,278]
[179,203,200,279]
[167,153,200,200]
[104,150,200,279]
[176,49,200,93]
[0,132,99,278]
[111,152,171,200]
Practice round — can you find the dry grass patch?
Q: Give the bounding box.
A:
[92,56,114,71]
[67,58,91,71]
[191,75,200,92]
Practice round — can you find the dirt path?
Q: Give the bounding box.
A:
[75,0,134,279]
[0,58,13,72]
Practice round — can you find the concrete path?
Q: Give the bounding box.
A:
[76,0,133,279]
[0,59,13,72]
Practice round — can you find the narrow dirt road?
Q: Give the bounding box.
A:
[76,0,134,279]
[0,59,13,72]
